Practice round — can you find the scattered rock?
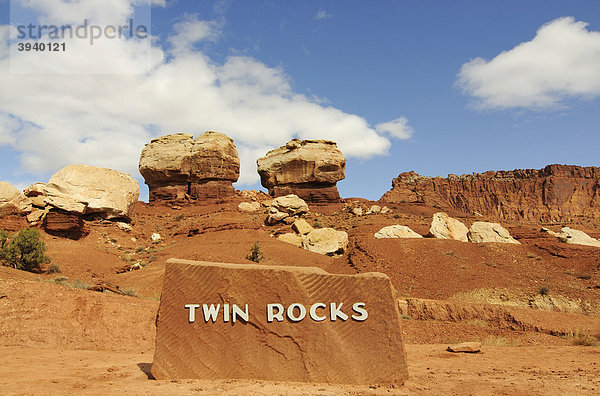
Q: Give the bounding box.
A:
[302,228,348,255]
[151,233,162,243]
[0,181,32,215]
[271,194,309,216]
[292,219,314,235]
[266,207,289,225]
[25,165,139,219]
[446,342,481,353]
[277,233,303,248]
[428,212,469,242]
[468,222,520,244]
[552,227,600,248]
[381,206,391,214]
[139,132,240,203]
[351,207,364,216]
[257,139,346,203]
[26,208,49,224]
[116,222,132,232]
[238,202,261,213]
[366,205,381,215]
[374,225,423,239]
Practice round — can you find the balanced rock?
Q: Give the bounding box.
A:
[24,165,139,220]
[302,228,349,255]
[553,227,600,248]
[374,225,422,239]
[429,212,469,242]
[0,182,32,215]
[151,259,408,385]
[257,139,346,203]
[139,132,240,202]
[468,222,520,244]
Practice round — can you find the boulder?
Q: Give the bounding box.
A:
[292,219,314,235]
[139,132,240,202]
[257,139,346,203]
[428,212,469,242]
[271,194,309,216]
[447,342,481,353]
[553,227,600,248]
[374,225,423,239]
[277,232,303,248]
[351,207,363,216]
[302,228,348,255]
[266,207,289,225]
[237,202,261,213]
[0,182,32,215]
[468,222,520,244]
[151,259,408,385]
[366,205,381,215]
[25,165,139,219]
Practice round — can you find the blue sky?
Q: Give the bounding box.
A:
[1,0,600,200]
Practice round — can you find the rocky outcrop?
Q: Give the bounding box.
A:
[42,210,87,239]
[24,165,139,220]
[468,222,520,244]
[374,225,423,239]
[429,212,469,242]
[152,259,408,385]
[266,194,309,225]
[0,182,32,215]
[139,132,240,203]
[380,165,600,223]
[257,139,346,203]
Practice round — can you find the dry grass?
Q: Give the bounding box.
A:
[564,330,599,346]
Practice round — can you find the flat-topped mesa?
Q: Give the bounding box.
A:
[380,164,600,223]
[139,132,240,203]
[257,139,346,203]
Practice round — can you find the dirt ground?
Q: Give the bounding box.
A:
[1,196,600,394]
[2,345,599,395]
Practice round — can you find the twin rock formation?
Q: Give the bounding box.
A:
[139,132,345,204]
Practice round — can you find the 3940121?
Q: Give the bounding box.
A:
[17,42,66,52]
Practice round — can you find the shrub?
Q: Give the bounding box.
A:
[245,241,264,263]
[539,286,550,296]
[0,229,50,273]
[47,263,62,274]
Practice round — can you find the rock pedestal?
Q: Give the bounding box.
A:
[151,259,408,385]
[139,132,240,203]
[257,139,346,203]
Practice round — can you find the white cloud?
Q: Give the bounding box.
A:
[0,0,409,187]
[375,117,414,140]
[457,17,600,110]
[315,10,331,21]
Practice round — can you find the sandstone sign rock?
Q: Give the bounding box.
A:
[429,212,469,242]
[0,182,32,215]
[468,222,520,244]
[374,225,423,239]
[380,165,600,223]
[257,139,346,203]
[139,132,240,202]
[23,165,139,220]
[151,259,408,385]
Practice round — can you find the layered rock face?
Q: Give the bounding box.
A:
[380,165,600,223]
[257,139,346,203]
[139,132,240,202]
[152,259,408,385]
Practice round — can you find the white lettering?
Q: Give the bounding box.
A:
[223,303,230,322]
[287,303,307,322]
[267,303,284,322]
[351,302,368,321]
[232,304,249,323]
[185,304,200,323]
[202,304,220,322]
[309,303,327,321]
[330,302,348,321]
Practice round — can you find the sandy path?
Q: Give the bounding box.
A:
[2,345,599,395]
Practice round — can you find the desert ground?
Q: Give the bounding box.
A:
[1,198,600,394]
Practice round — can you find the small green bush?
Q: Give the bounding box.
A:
[47,263,62,274]
[0,229,50,273]
[245,241,264,263]
[539,286,550,296]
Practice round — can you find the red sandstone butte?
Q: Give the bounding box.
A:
[151,259,408,386]
[380,164,600,223]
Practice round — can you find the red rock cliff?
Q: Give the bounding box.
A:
[380,164,600,223]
